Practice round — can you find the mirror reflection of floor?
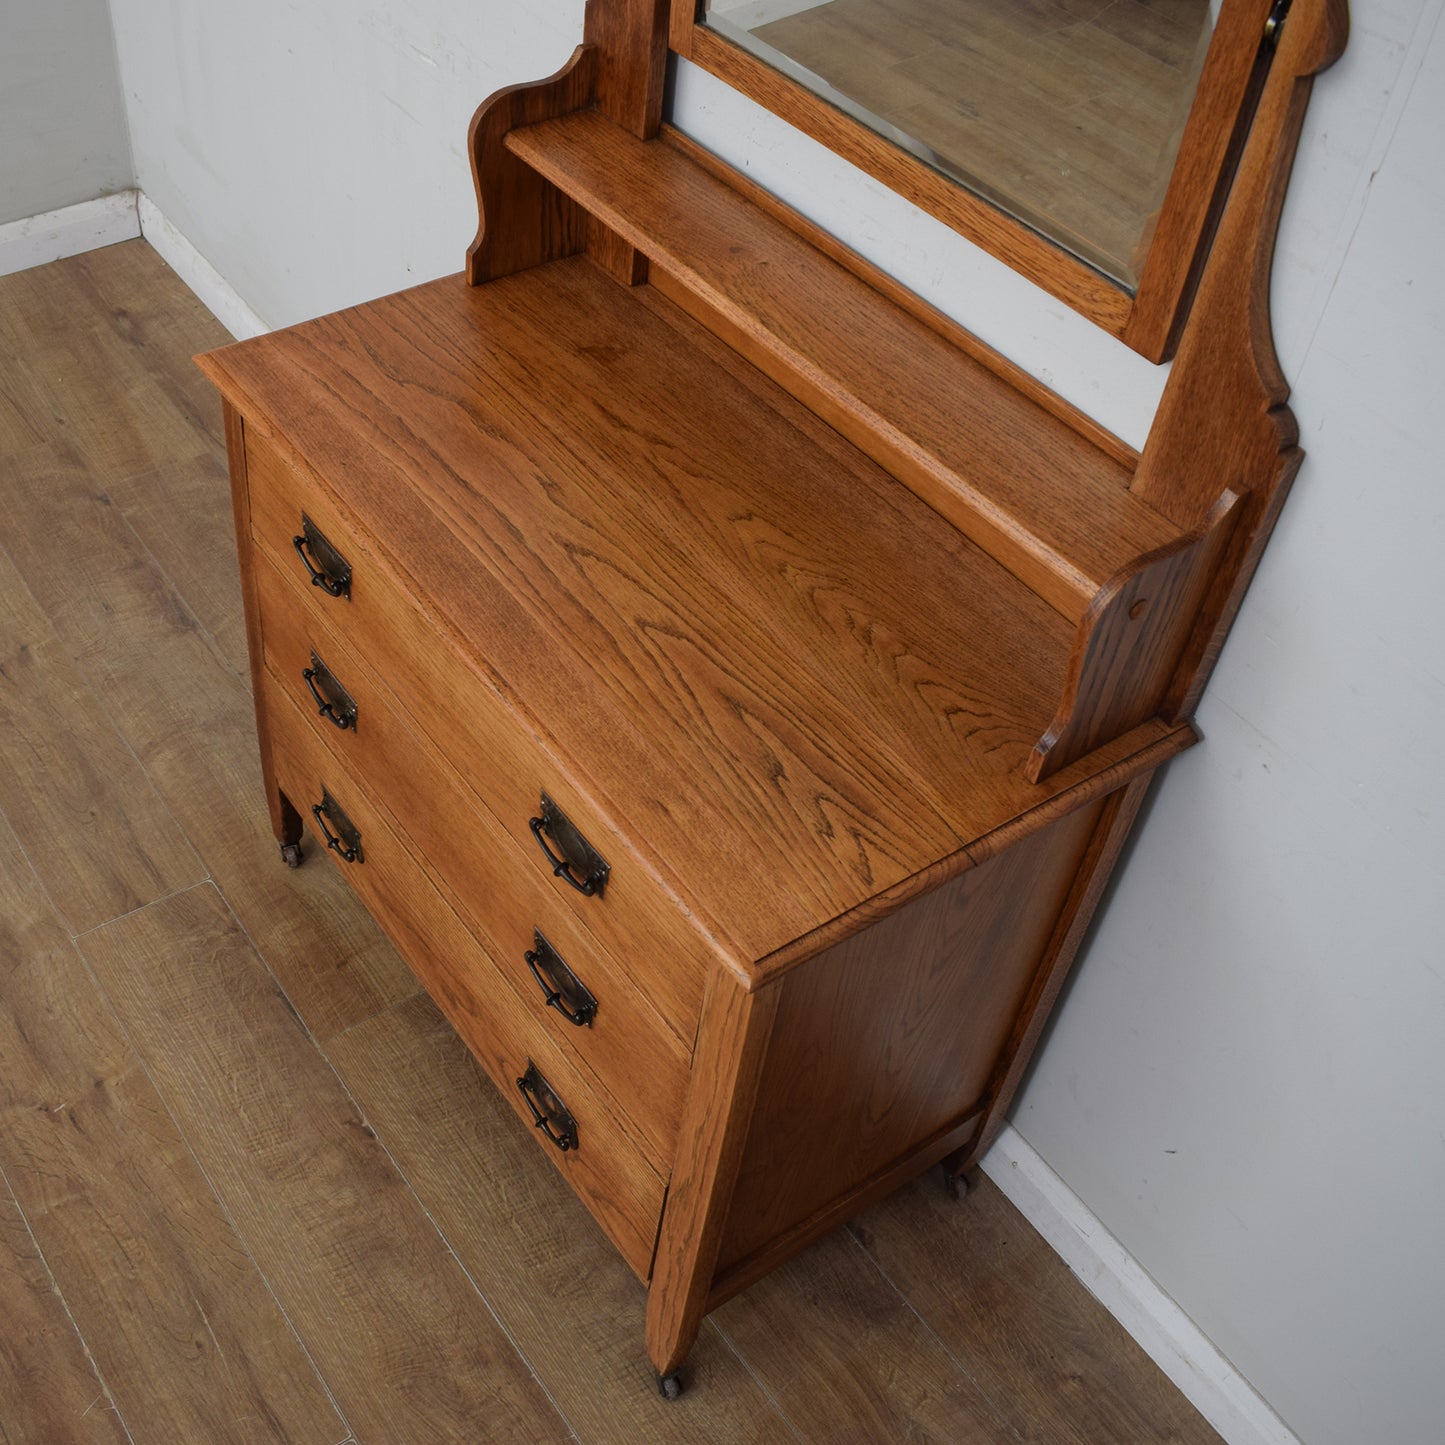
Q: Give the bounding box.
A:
[715,0,1215,284]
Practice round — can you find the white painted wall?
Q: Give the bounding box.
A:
[105,0,586,329]
[65,0,1445,1440]
[0,0,131,225]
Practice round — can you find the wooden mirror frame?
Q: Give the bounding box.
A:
[668,0,1288,361]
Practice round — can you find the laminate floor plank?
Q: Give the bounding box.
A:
[0,1180,129,1445]
[0,246,223,487]
[849,1172,1226,1444]
[0,441,417,1038]
[0,245,248,682]
[0,542,205,935]
[0,819,343,1445]
[77,884,571,1445]
[711,1227,1018,1443]
[328,992,800,1445]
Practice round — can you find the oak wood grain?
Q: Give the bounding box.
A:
[266,705,668,1275]
[1028,489,1240,781]
[227,402,301,852]
[659,123,1139,469]
[201,260,1086,965]
[507,109,1174,620]
[77,882,572,1443]
[236,418,716,1029]
[0,1184,129,1444]
[720,798,1104,1271]
[4,237,1226,1443]
[255,544,692,1158]
[0,821,343,1444]
[328,992,795,1441]
[1126,0,1282,359]
[959,775,1156,1173]
[646,972,777,1377]
[467,46,596,285]
[585,0,672,137]
[1136,0,1349,719]
[0,530,204,935]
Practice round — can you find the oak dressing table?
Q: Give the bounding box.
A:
[198,0,1347,1393]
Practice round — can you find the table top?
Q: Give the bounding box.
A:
[201,256,1190,967]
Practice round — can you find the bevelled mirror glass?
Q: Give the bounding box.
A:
[700,0,1218,288]
[672,0,1276,359]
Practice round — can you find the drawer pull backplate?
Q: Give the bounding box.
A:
[302,649,359,731]
[529,792,610,897]
[293,513,352,599]
[516,1061,579,1151]
[524,929,598,1027]
[311,786,363,864]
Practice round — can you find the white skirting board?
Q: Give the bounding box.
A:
[2,190,1294,1445]
[981,1125,1301,1445]
[0,192,141,278]
[137,194,269,340]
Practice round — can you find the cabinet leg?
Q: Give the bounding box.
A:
[941,1147,975,1202]
[276,788,304,868]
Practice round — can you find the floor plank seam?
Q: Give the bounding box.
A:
[64,886,358,1443]
[0,781,88,951]
[207,883,581,1442]
[0,1155,138,1445]
[308,1005,587,1443]
[88,459,256,698]
[68,876,217,944]
[842,1217,1030,1444]
[703,1317,810,1443]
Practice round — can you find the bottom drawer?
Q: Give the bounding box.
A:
[268,706,667,1279]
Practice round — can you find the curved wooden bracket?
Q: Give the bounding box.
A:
[467,46,599,286]
[1029,491,1240,783]
[1132,0,1348,531]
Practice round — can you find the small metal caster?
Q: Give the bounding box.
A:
[944,1168,970,1202]
[280,841,303,869]
[657,1371,684,1401]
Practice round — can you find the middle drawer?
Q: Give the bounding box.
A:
[254,546,690,1165]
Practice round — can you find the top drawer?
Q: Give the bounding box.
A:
[241,424,711,1040]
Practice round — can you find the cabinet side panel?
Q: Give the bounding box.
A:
[718,798,1104,1272]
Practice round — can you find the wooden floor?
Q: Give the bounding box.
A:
[0,239,1222,1443]
[733,0,1214,282]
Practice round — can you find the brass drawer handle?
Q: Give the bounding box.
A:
[515,1061,578,1151]
[292,513,352,599]
[310,786,363,863]
[301,649,358,731]
[524,929,598,1028]
[528,792,609,897]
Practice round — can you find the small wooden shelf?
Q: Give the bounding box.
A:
[506,108,1180,625]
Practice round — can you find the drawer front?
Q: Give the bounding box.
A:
[255,547,688,1163]
[265,689,667,1279]
[242,424,709,1039]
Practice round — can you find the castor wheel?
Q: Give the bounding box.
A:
[280,841,303,869]
[657,1371,684,1401]
[944,1168,970,1202]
